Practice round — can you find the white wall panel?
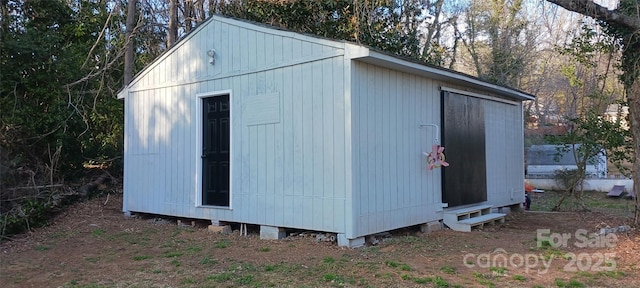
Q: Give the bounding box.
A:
[350,62,443,237]
[122,17,348,233]
[485,101,525,207]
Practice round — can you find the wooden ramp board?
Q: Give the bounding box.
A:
[607,185,626,197]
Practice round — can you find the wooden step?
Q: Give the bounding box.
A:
[458,213,506,231]
[444,204,492,220]
[442,204,505,232]
[444,204,493,215]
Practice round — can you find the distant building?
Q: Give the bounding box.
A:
[526,144,607,178]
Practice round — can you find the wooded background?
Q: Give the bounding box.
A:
[2,0,639,235]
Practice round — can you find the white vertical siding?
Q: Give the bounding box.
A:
[350,62,443,238]
[122,15,526,239]
[485,101,525,207]
[221,57,347,231]
[123,17,348,233]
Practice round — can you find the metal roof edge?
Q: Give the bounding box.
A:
[350,49,535,102]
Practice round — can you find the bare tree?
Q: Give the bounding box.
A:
[183,0,194,33]
[460,0,539,88]
[196,0,206,23]
[421,0,466,68]
[544,0,640,223]
[521,5,580,127]
[124,0,137,85]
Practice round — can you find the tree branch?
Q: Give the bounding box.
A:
[81,7,115,70]
[546,0,640,30]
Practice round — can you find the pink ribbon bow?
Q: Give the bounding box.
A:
[425,144,449,170]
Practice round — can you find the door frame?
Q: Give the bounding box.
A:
[196,90,233,209]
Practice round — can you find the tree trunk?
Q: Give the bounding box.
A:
[448,21,460,70]
[196,0,205,23]
[628,78,640,223]
[546,0,640,30]
[1,0,8,43]
[423,0,443,55]
[185,0,193,34]
[123,0,136,85]
[167,0,178,48]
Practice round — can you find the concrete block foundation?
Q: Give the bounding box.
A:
[260,226,286,240]
[337,234,365,248]
[420,221,443,233]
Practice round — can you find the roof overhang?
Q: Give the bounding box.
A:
[117,86,128,99]
[345,44,535,102]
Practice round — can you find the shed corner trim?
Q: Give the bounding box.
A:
[117,86,128,99]
[344,43,370,59]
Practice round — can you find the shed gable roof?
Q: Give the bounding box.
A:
[118,14,535,102]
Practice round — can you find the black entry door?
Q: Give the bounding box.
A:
[202,95,230,206]
[441,91,487,207]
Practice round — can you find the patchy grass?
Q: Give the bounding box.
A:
[34,245,50,251]
[513,274,526,281]
[3,194,636,288]
[384,260,399,268]
[213,239,230,249]
[170,259,181,267]
[90,228,106,237]
[489,266,508,276]
[184,245,201,254]
[440,266,457,274]
[530,190,634,216]
[132,255,152,261]
[399,263,412,271]
[322,273,344,283]
[84,256,100,263]
[322,256,335,264]
[162,250,183,258]
[264,263,298,273]
[555,278,585,287]
[199,256,218,265]
[433,275,452,287]
[206,273,233,283]
[259,246,271,252]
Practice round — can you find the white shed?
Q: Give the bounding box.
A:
[117,15,534,247]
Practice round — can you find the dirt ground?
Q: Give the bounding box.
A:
[1,193,639,288]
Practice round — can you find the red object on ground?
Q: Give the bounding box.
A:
[525,182,534,193]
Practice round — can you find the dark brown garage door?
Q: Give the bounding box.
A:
[441,91,487,207]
